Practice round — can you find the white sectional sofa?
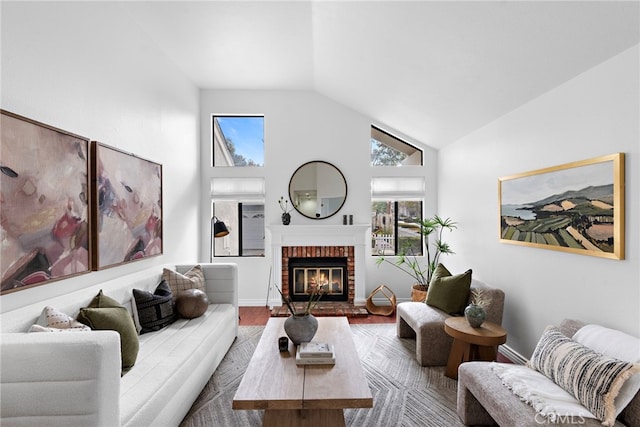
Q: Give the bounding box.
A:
[0,263,238,427]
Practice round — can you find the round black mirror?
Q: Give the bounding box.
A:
[288,161,347,219]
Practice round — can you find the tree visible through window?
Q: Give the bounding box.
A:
[213,116,264,167]
[371,125,422,166]
[372,200,423,255]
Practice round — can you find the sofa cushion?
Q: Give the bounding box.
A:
[78,290,140,374]
[132,280,177,334]
[529,325,640,426]
[425,264,472,315]
[163,265,205,301]
[119,303,237,427]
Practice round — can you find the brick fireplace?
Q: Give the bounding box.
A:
[282,246,355,304]
[266,225,369,307]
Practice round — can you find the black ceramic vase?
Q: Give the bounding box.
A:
[281,212,291,225]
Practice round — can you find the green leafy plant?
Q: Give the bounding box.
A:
[275,283,327,316]
[376,215,457,290]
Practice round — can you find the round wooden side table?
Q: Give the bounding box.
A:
[444,316,507,380]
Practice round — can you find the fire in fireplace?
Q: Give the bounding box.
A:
[288,257,348,302]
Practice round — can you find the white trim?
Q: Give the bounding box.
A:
[266,224,370,307]
[498,344,528,365]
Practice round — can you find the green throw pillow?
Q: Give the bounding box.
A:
[78,290,139,374]
[430,263,452,281]
[87,289,122,309]
[426,265,472,315]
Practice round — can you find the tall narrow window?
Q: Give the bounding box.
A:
[212,202,264,257]
[372,200,423,255]
[371,125,422,166]
[371,176,425,256]
[211,177,265,258]
[213,116,264,167]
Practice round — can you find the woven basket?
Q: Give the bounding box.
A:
[411,283,428,302]
[366,284,397,316]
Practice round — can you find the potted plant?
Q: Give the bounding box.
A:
[376,215,457,302]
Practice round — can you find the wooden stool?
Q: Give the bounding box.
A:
[444,317,507,379]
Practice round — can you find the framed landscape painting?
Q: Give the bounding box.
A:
[91,142,162,270]
[1,110,91,294]
[499,153,624,260]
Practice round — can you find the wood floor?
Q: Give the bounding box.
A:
[239,306,513,363]
[238,306,396,326]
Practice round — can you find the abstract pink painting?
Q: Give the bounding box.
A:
[91,143,162,270]
[1,110,91,294]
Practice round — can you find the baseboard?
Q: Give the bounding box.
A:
[498,344,528,365]
[240,299,275,308]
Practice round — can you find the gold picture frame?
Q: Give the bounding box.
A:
[499,153,625,260]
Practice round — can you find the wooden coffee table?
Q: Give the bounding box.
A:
[444,316,507,380]
[233,317,373,426]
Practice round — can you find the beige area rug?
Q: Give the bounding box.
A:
[180,323,464,427]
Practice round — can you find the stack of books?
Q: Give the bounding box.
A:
[296,341,335,365]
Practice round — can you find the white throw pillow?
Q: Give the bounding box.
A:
[573,324,640,417]
[30,306,91,332]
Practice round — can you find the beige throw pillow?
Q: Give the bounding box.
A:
[529,326,640,427]
[162,265,205,301]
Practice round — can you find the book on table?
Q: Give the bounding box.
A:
[296,342,335,365]
[299,342,334,358]
[296,347,335,365]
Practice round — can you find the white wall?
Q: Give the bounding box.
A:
[439,46,639,358]
[199,90,437,304]
[1,2,200,312]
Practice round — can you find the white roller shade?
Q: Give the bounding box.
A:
[211,177,265,201]
[371,176,425,199]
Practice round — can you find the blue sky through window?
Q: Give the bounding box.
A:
[217,116,264,166]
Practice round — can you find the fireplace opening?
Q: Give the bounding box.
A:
[288,257,348,302]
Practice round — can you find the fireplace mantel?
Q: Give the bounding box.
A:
[266,224,370,306]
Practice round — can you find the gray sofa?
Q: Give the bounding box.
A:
[457,319,640,427]
[396,279,505,366]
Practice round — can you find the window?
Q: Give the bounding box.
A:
[210,177,265,258]
[371,125,422,166]
[213,202,265,257]
[372,200,423,256]
[371,176,425,256]
[213,116,264,167]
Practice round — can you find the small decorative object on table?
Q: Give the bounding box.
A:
[464,288,489,328]
[278,196,295,225]
[278,336,289,352]
[276,283,327,345]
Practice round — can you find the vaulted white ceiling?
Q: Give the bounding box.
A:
[122,1,639,149]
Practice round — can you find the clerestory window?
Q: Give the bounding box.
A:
[213,116,264,167]
[371,125,423,166]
